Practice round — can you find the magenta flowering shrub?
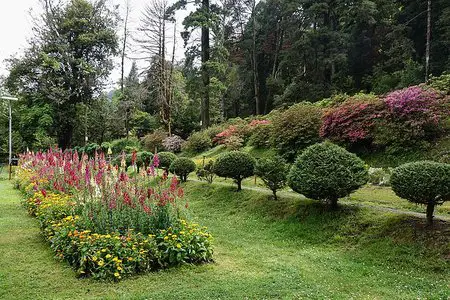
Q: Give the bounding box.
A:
[375,86,448,149]
[320,95,384,144]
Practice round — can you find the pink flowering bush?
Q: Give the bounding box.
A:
[320,94,384,144]
[374,86,448,150]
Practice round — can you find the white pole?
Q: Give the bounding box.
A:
[9,100,12,166]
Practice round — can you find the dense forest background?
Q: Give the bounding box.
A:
[1,0,449,152]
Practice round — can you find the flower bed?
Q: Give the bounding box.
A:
[16,150,213,280]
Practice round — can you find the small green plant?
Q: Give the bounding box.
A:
[255,156,289,200]
[155,152,178,171]
[196,160,215,184]
[288,142,369,209]
[213,151,256,191]
[141,129,168,153]
[110,137,141,154]
[169,158,196,182]
[390,161,450,226]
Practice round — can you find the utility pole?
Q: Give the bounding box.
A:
[0,95,18,180]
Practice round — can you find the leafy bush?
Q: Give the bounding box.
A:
[155,152,178,171]
[141,129,168,153]
[196,160,215,184]
[428,73,450,94]
[162,135,185,153]
[271,103,323,161]
[137,151,153,168]
[213,151,255,191]
[320,94,384,144]
[248,123,273,148]
[374,86,448,151]
[169,158,196,182]
[390,161,450,225]
[223,135,244,150]
[255,156,289,200]
[288,142,369,209]
[110,137,141,154]
[182,131,212,153]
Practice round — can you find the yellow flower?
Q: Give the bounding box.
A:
[92,256,98,262]
[172,235,177,239]
[164,236,169,241]
[101,248,107,252]
[127,257,133,261]
[105,254,112,259]
[114,272,120,277]
[117,266,123,271]
[180,231,185,235]
[98,260,104,266]
[176,243,181,249]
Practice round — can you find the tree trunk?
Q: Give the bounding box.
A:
[120,3,129,94]
[330,197,338,210]
[426,201,435,226]
[251,0,260,115]
[272,190,277,200]
[201,0,210,129]
[425,0,431,82]
[237,179,242,191]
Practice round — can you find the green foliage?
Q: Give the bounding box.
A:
[169,158,196,182]
[271,103,323,161]
[137,151,153,168]
[391,161,450,225]
[391,161,450,205]
[248,124,273,148]
[182,131,212,153]
[368,167,393,186]
[428,73,450,94]
[130,110,159,138]
[110,137,141,154]
[213,151,255,191]
[156,152,178,170]
[141,129,168,153]
[255,156,289,200]
[196,160,215,184]
[288,142,369,208]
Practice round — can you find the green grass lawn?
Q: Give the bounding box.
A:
[1,179,449,299]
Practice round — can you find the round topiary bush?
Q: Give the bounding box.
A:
[288,142,369,209]
[182,131,212,153]
[155,152,178,171]
[169,157,196,182]
[255,156,289,200]
[390,161,450,225]
[213,151,256,191]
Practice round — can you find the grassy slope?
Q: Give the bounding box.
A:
[0,179,449,299]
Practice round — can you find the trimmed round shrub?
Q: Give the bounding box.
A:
[137,151,153,168]
[213,151,256,191]
[196,160,215,184]
[182,131,212,153]
[288,142,369,209]
[390,161,450,225]
[169,158,196,182]
[271,103,323,161]
[155,152,178,170]
[141,129,168,153]
[255,156,289,200]
[162,135,185,153]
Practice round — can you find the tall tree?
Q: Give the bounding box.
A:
[6,0,119,149]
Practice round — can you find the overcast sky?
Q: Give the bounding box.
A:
[0,0,189,89]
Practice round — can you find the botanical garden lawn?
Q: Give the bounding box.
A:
[1,178,449,299]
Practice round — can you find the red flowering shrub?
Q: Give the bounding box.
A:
[320,94,384,144]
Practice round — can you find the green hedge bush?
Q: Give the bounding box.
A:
[271,103,323,161]
[169,158,196,182]
[213,151,255,191]
[390,161,450,225]
[156,152,178,171]
[255,156,289,200]
[288,142,368,209]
